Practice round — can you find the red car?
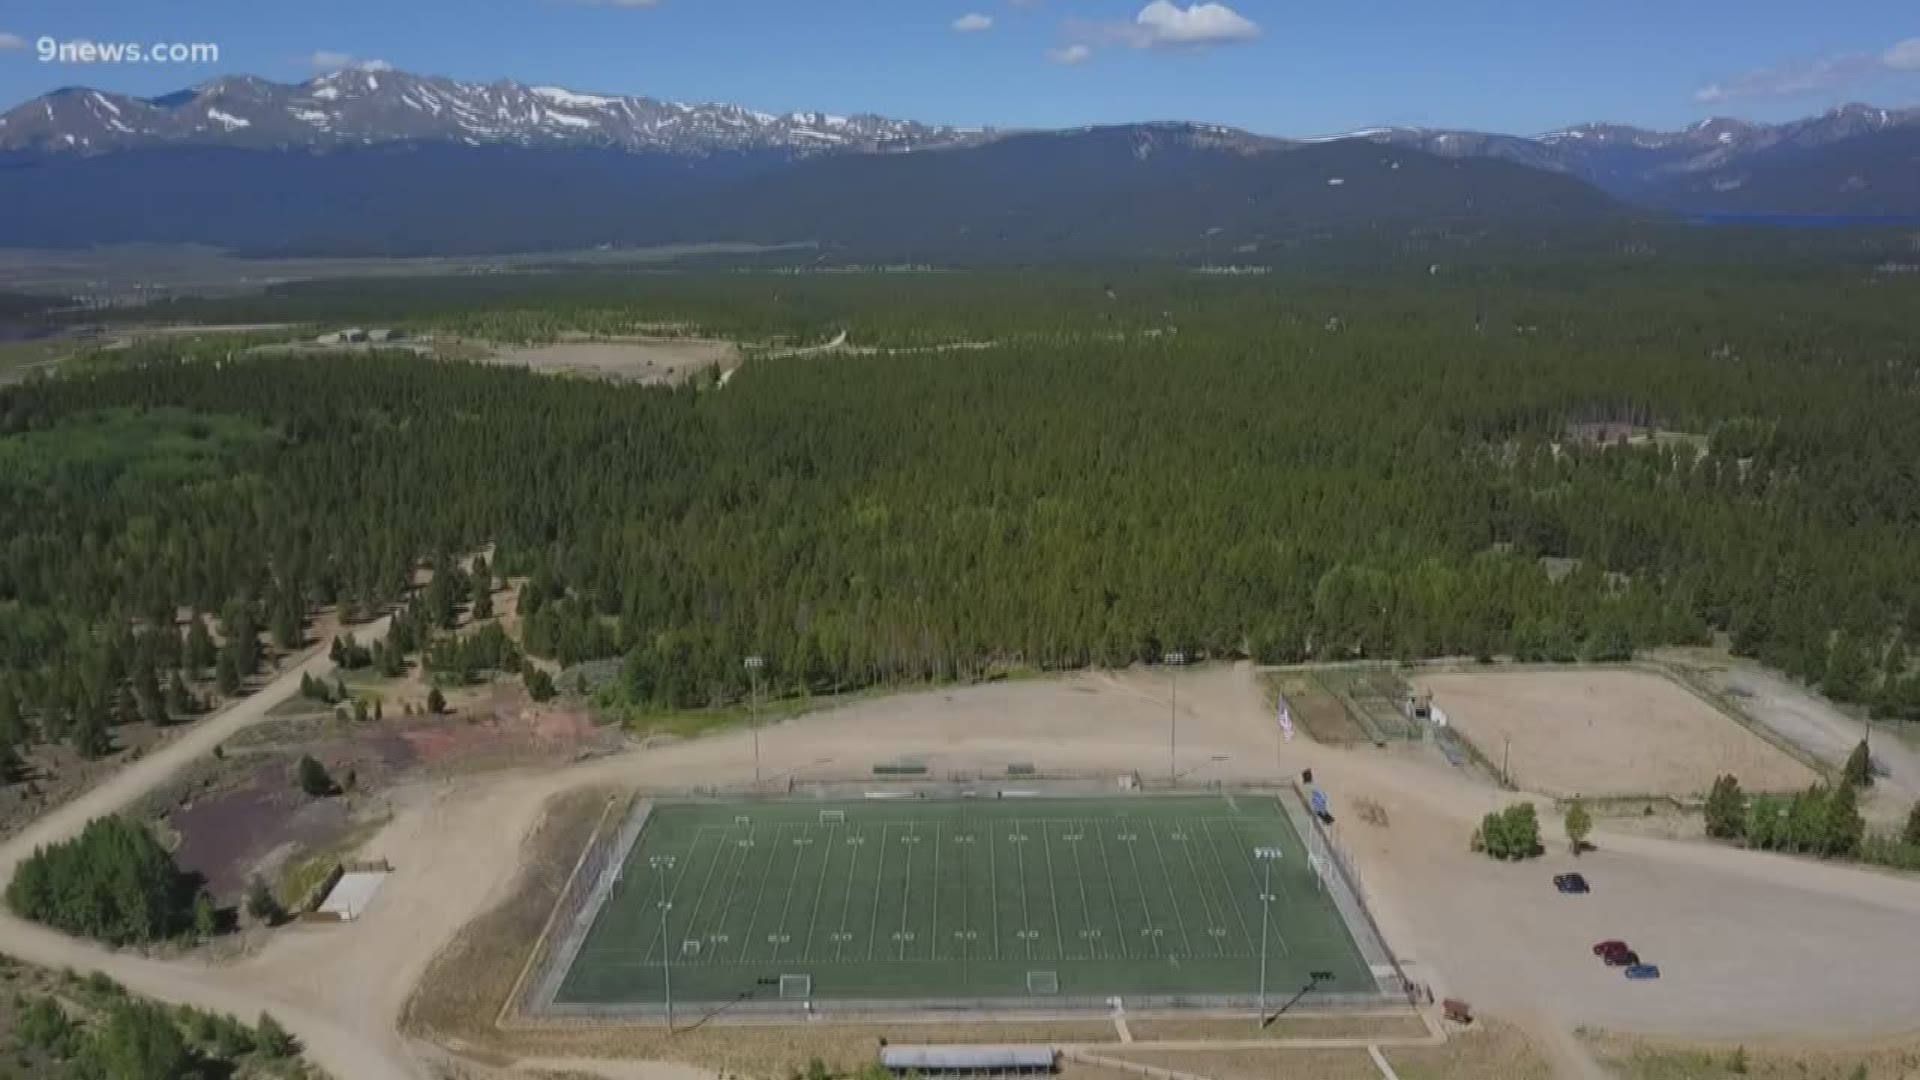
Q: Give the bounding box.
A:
[1591,940,1629,957]
[1603,949,1641,967]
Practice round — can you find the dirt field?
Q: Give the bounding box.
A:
[479,338,739,384]
[1412,668,1815,798]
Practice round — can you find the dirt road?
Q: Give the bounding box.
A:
[0,616,404,1080]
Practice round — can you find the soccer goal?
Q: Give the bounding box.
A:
[779,974,813,1000]
[819,809,846,825]
[681,939,702,958]
[734,814,752,827]
[1026,971,1060,995]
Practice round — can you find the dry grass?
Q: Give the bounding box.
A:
[1261,673,1365,745]
[1094,1046,1382,1080]
[1058,1066,1149,1080]
[1124,1013,1428,1042]
[1583,1029,1920,1080]
[1384,1020,1551,1080]
[402,786,616,1046]
[485,1022,1118,1080]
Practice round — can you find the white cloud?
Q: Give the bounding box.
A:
[310,50,392,72]
[952,13,994,33]
[1696,36,1920,103]
[1131,1,1259,47]
[1885,37,1920,72]
[1064,2,1259,54]
[1047,43,1091,65]
[0,32,26,51]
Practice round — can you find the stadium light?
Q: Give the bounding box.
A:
[744,655,766,785]
[1164,651,1188,782]
[1254,845,1283,1028]
[651,855,677,1031]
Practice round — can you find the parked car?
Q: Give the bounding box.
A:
[1624,964,1661,980]
[1553,872,1590,894]
[1603,949,1641,967]
[1591,940,1629,957]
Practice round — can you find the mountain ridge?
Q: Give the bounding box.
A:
[0,68,987,157]
[4,67,1914,184]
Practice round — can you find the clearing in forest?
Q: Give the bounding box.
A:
[1412,668,1816,799]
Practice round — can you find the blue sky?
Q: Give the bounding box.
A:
[1,1,1917,135]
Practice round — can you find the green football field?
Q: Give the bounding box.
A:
[554,794,1375,1006]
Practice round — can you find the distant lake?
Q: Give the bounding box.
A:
[1686,213,1920,229]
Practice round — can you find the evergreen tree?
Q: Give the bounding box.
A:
[1564,800,1592,854]
[193,893,218,939]
[427,687,447,715]
[471,570,495,621]
[1823,781,1864,859]
[1705,774,1747,840]
[256,1012,298,1058]
[184,616,216,674]
[80,999,191,1080]
[295,754,335,797]
[245,876,282,925]
[526,667,557,703]
[214,650,242,698]
[164,670,194,718]
[6,816,201,944]
[1843,739,1873,788]
[1904,801,1920,847]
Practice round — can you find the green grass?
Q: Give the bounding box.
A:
[556,794,1372,1007]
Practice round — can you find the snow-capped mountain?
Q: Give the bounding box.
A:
[0,68,985,156]
[1349,103,1920,194]
[4,66,1913,198]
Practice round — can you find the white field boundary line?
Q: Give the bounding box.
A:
[496,793,625,1028]
[1368,1044,1404,1080]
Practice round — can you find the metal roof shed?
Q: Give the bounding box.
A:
[880,1046,1056,1074]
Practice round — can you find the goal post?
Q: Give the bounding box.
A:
[819,809,846,825]
[779,973,812,1000]
[1027,970,1059,995]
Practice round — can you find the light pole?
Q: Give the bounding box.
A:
[651,854,677,1031]
[744,655,765,786]
[1165,651,1187,782]
[1254,846,1282,1029]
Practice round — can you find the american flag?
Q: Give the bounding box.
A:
[1276,693,1295,742]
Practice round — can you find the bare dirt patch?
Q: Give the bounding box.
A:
[1387,1018,1553,1080]
[477,338,739,385]
[1096,1046,1382,1080]
[1412,668,1814,798]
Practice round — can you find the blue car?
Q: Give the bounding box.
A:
[1553,873,1590,894]
[1624,964,1661,980]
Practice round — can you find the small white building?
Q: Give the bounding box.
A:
[315,869,389,921]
